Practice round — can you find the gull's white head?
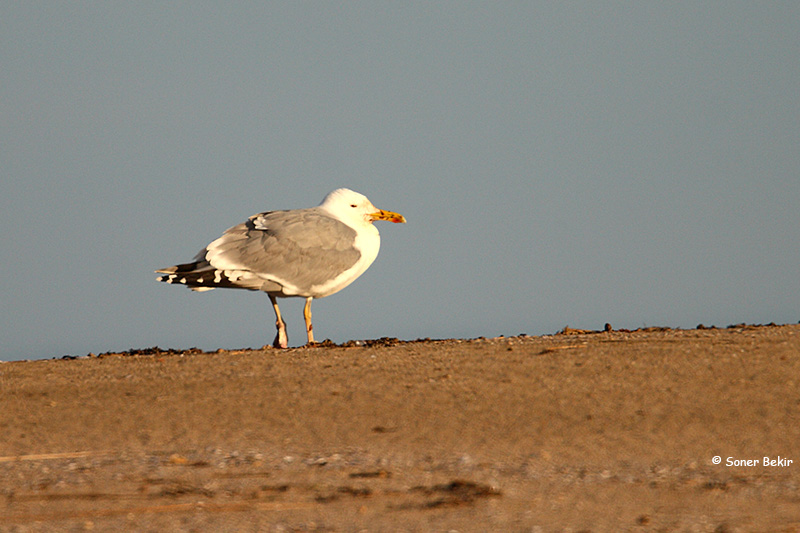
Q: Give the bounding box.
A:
[319,188,406,228]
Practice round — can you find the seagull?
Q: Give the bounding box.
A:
[156,188,406,348]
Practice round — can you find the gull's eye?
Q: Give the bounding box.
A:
[350,204,357,208]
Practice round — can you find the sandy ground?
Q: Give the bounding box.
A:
[1,324,799,532]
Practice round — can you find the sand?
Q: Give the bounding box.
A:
[1,324,799,531]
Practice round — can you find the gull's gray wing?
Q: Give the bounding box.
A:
[194,207,361,293]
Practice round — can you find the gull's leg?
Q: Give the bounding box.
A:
[269,295,288,348]
[303,297,315,345]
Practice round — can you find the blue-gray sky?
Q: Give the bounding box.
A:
[2,2,799,361]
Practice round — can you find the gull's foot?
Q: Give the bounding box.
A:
[273,332,288,349]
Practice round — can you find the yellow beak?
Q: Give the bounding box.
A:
[369,209,406,224]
